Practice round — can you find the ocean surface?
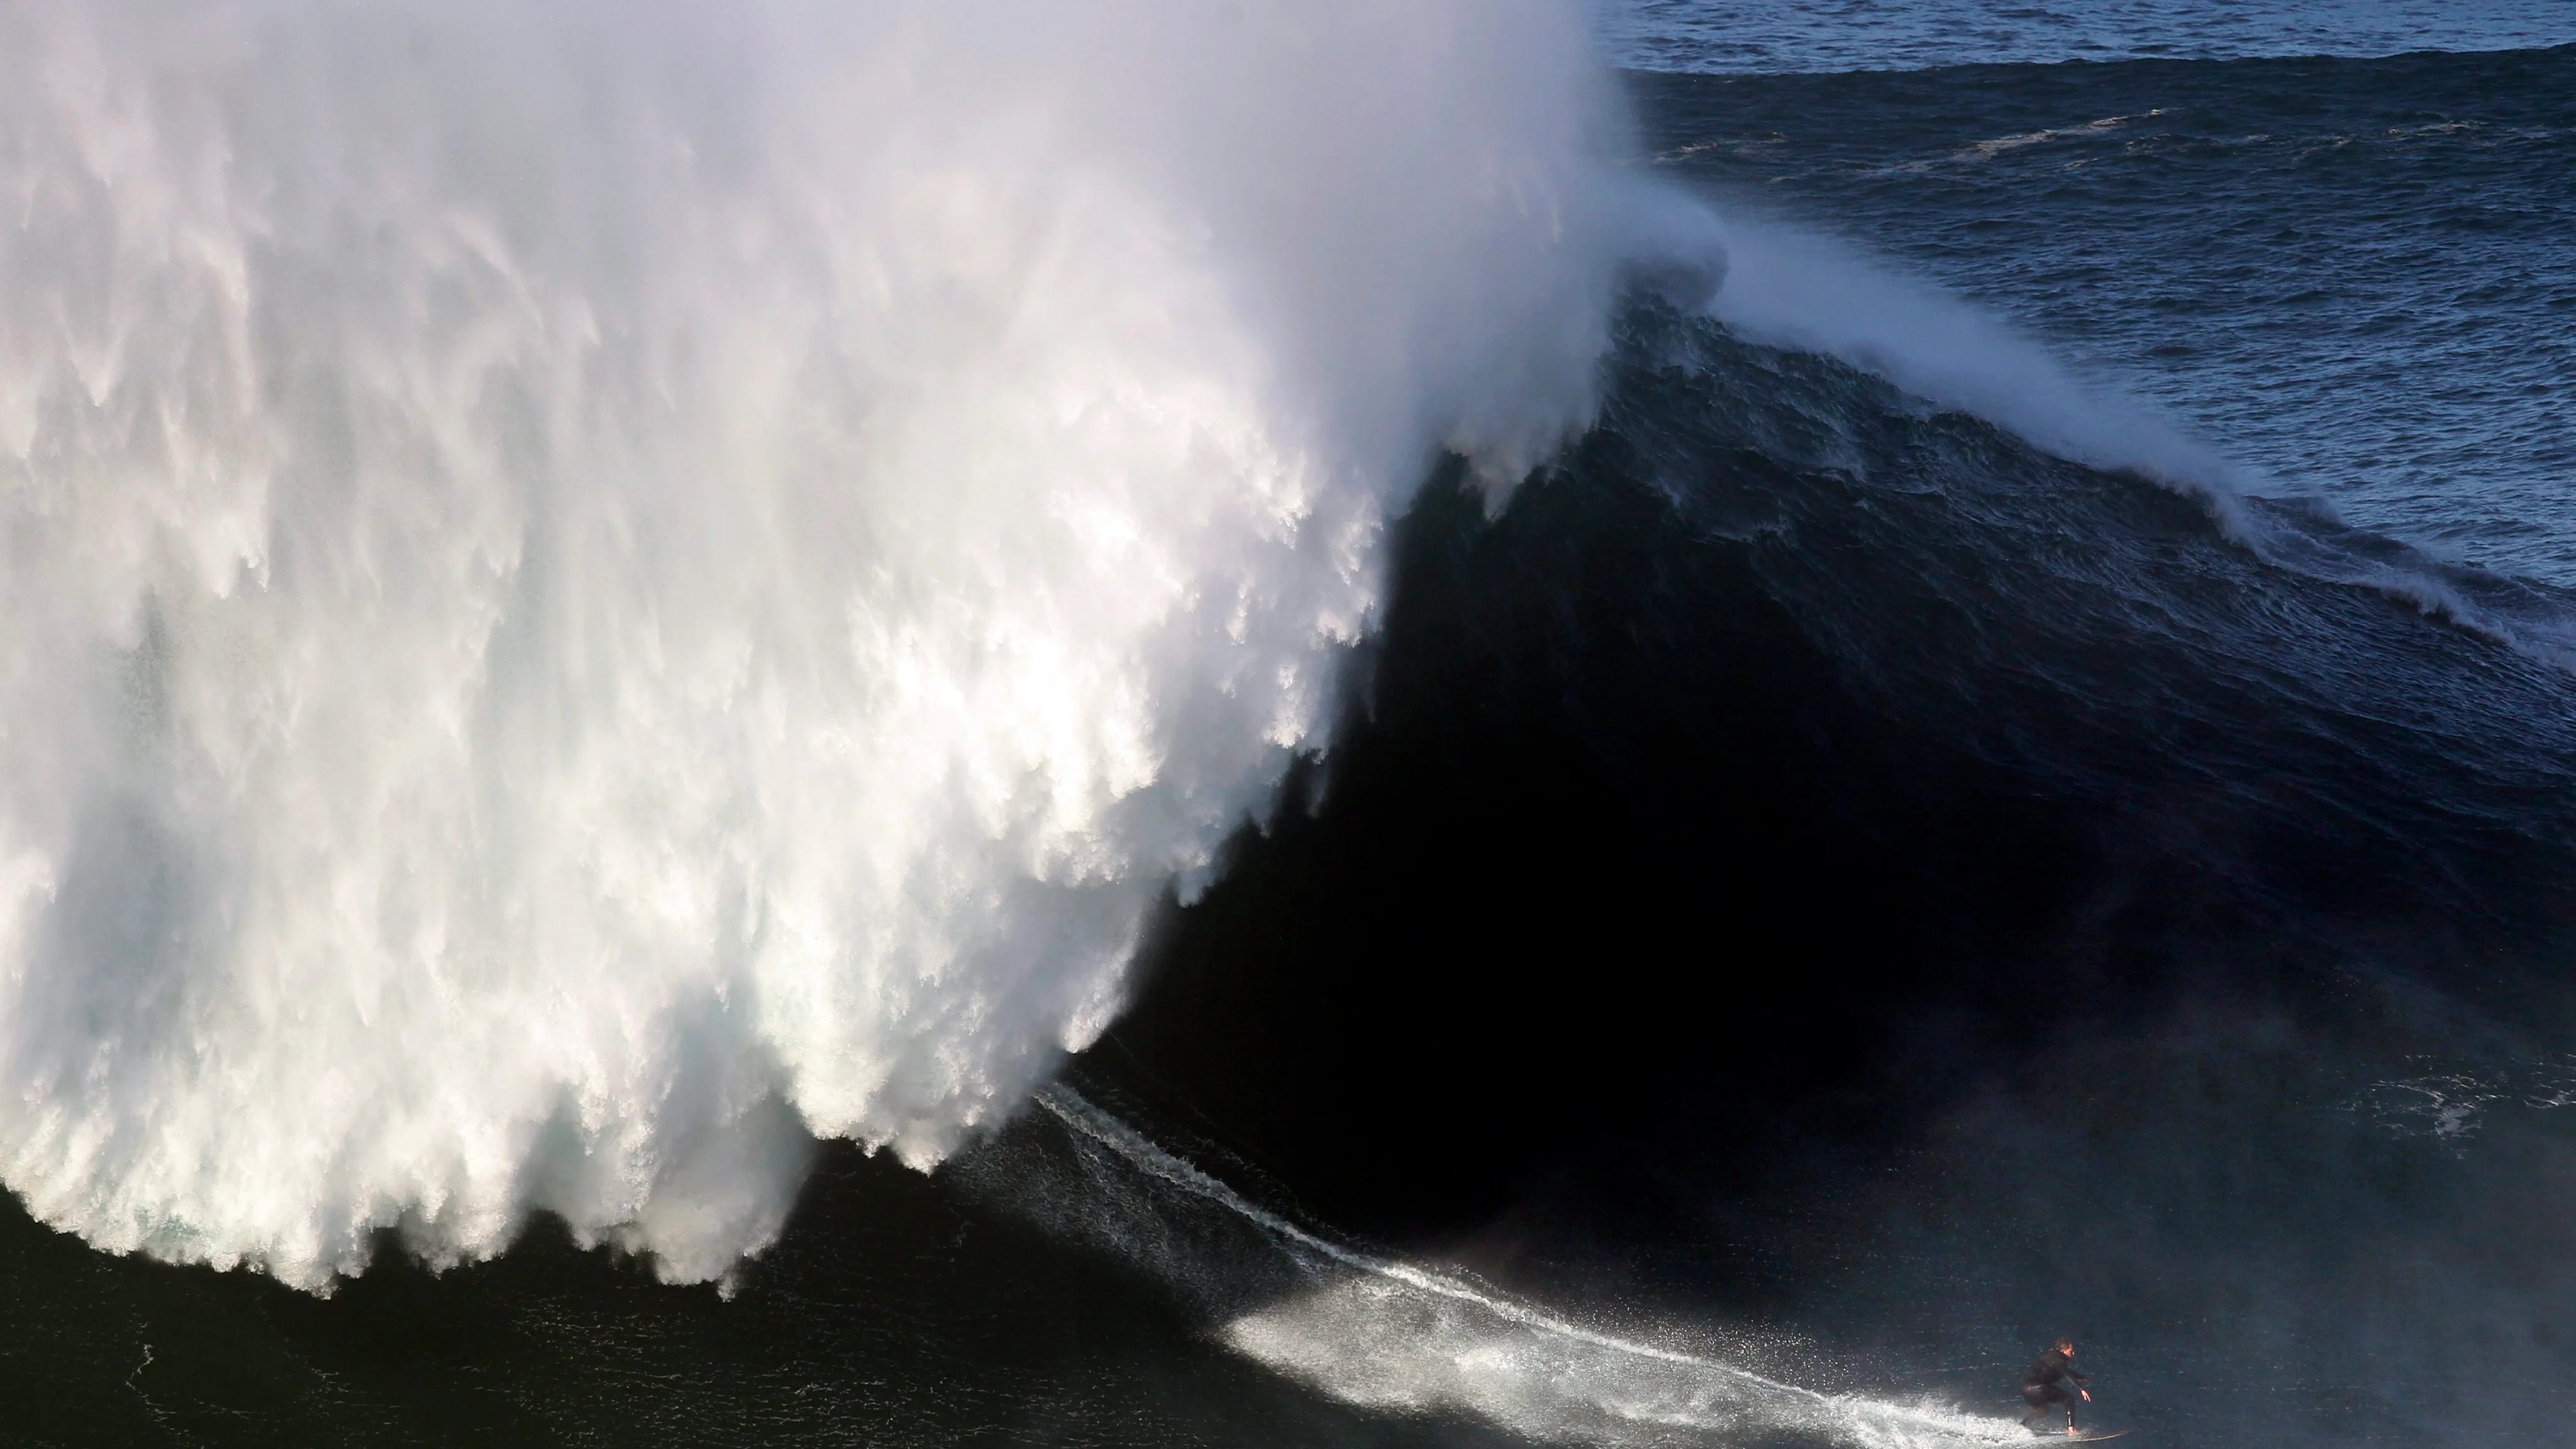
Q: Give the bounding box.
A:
[1,2,2572,1446]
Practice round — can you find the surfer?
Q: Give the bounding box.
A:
[2019,1338,2092,1435]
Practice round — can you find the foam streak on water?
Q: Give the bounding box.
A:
[0,0,1628,1288]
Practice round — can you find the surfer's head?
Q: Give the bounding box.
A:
[2056,1339,2076,1355]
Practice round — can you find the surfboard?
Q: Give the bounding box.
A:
[2048,1433,2128,1444]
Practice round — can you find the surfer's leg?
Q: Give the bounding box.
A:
[2019,1385,2053,1430]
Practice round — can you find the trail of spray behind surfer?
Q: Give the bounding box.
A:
[1031,1086,2033,1448]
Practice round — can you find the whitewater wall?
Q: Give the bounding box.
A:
[0,0,1628,1288]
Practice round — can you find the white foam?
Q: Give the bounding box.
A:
[0,0,1633,1288]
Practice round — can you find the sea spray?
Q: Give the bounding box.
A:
[0,0,1629,1288]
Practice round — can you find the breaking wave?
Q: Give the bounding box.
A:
[0,0,1634,1288]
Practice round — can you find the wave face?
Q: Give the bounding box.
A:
[1064,46,2576,1448]
[1080,298,2576,1446]
[0,0,1629,1287]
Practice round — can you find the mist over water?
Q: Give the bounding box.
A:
[0,0,1633,1288]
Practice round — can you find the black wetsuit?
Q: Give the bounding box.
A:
[2019,1348,2091,1430]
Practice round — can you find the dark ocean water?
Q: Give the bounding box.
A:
[6,9,2575,1449]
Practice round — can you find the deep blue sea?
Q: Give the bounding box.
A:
[1,3,2572,1447]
